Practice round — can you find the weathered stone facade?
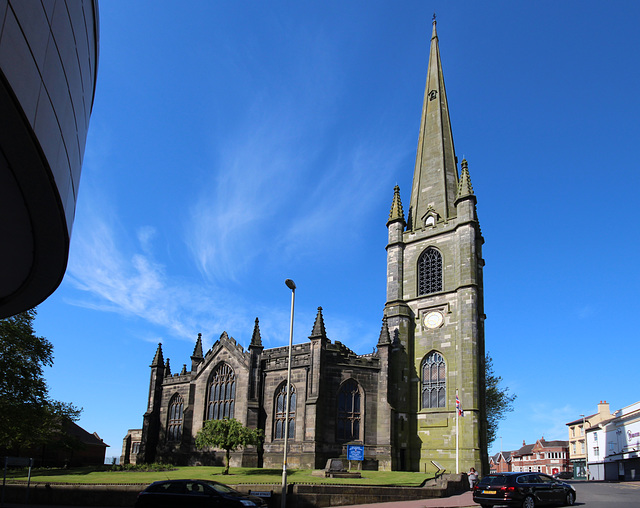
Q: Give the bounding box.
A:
[123,20,487,473]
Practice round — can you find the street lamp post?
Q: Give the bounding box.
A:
[281,279,296,508]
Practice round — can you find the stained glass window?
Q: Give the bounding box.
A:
[421,352,446,409]
[274,384,296,440]
[207,363,235,420]
[167,393,184,442]
[337,379,362,441]
[418,248,442,295]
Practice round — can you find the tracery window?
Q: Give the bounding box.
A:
[274,384,296,440]
[421,352,446,409]
[167,393,184,442]
[337,379,362,441]
[206,363,235,420]
[418,248,442,295]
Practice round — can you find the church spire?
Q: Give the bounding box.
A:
[409,18,459,229]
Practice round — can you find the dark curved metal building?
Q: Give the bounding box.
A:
[0,1,99,318]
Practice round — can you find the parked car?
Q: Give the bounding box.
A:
[134,479,267,508]
[553,471,573,480]
[473,472,576,508]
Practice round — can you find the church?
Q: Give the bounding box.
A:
[121,20,488,474]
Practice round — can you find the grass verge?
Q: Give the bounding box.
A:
[5,466,434,487]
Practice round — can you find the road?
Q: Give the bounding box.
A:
[570,481,640,508]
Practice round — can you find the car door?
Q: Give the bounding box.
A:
[538,474,566,503]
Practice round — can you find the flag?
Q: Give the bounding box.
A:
[456,394,464,417]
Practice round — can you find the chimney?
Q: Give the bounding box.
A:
[598,400,610,417]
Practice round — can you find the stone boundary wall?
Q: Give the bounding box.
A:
[1,474,466,507]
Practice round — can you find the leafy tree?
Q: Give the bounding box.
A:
[485,353,516,449]
[195,418,263,475]
[0,309,81,453]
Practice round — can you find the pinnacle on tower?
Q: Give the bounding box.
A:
[164,358,171,377]
[250,317,263,347]
[387,185,406,226]
[309,307,327,341]
[377,316,391,346]
[150,343,164,367]
[180,364,187,375]
[192,333,203,359]
[456,159,474,200]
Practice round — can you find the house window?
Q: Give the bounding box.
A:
[131,442,140,454]
[418,248,442,295]
[337,379,362,441]
[167,393,184,442]
[274,384,296,440]
[207,363,235,420]
[421,352,446,409]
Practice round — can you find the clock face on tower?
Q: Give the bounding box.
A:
[423,311,444,329]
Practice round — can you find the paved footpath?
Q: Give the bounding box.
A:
[2,491,476,508]
[333,490,475,508]
[2,492,477,508]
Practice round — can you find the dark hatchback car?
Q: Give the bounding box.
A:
[134,479,267,508]
[473,472,576,508]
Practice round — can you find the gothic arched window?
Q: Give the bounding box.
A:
[418,247,443,295]
[421,352,446,409]
[274,383,296,440]
[167,393,184,442]
[206,363,236,420]
[337,379,362,441]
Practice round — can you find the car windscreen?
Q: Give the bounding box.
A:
[478,475,510,486]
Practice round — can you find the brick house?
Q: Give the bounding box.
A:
[510,438,571,476]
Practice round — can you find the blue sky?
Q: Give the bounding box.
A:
[34,1,640,462]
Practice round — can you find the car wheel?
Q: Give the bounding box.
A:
[565,491,575,506]
[522,496,535,508]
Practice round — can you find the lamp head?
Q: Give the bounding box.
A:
[285,279,296,290]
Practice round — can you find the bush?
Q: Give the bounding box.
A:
[110,462,176,472]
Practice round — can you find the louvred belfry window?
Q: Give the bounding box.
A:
[167,393,184,442]
[421,352,446,409]
[274,384,296,440]
[206,363,235,420]
[337,379,362,441]
[418,247,443,295]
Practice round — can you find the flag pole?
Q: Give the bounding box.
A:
[456,389,459,474]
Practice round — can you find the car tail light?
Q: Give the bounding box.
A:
[500,486,516,492]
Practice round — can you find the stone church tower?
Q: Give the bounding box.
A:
[385,19,488,473]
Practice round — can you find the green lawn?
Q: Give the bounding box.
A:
[6,466,434,487]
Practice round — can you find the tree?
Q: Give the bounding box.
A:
[195,418,263,474]
[0,309,81,453]
[485,353,516,449]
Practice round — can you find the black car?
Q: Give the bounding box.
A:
[473,472,576,508]
[134,479,267,508]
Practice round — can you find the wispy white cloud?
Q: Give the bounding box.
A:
[529,403,575,441]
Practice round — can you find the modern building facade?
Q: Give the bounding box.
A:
[0,1,99,318]
[123,20,486,473]
[585,401,640,481]
[566,400,613,479]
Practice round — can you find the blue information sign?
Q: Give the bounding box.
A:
[347,445,365,461]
